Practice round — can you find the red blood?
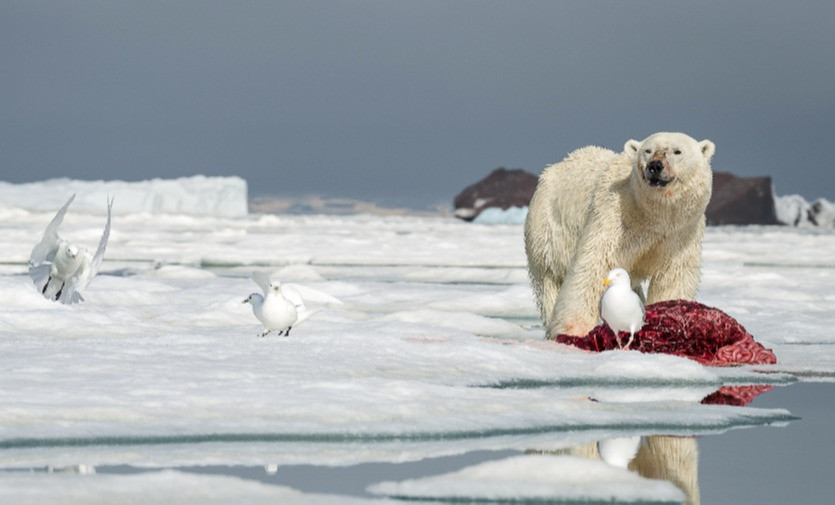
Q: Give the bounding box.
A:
[555,300,777,366]
[700,385,774,406]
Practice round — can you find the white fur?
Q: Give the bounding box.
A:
[524,132,715,337]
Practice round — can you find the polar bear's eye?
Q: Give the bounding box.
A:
[644,149,651,154]
[674,149,682,155]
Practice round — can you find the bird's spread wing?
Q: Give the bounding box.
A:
[29,194,75,266]
[90,197,113,275]
[283,283,342,306]
[251,271,272,295]
[280,284,306,311]
[282,284,341,327]
[294,307,322,327]
[62,198,113,299]
[28,263,52,295]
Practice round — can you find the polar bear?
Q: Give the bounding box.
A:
[524,132,715,338]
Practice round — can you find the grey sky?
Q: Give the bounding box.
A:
[1,1,833,208]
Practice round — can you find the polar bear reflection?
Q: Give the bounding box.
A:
[535,436,700,505]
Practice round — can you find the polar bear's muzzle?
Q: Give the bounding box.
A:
[643,159,675,188]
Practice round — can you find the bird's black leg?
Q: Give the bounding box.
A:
[42,277,50,295]
[55,282,65,301]
[284,327,292,337]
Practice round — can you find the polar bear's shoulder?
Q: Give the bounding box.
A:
[540,145,620,180]
[562,145,619,168]
[568,144,617,159]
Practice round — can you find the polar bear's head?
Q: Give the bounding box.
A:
[625,132,715,190]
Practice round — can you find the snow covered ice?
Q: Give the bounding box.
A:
[0,179,832,502]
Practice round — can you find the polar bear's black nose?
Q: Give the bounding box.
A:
[647,160,664,175]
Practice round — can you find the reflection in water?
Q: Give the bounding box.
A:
[701,385,773,406]
[632,437,699,505]
[598,436,643,468]
[538,384,777,504]
[8,386,785,503]
[534,436,700,505]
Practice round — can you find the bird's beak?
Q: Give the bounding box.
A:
[242,299,249,304]
[602,278,612,286]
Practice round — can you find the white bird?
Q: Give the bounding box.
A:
[243,272,304,337]
[243,272,343,337]
[29,194,113,304]
[600,268,645,349]
[597,436,643,468]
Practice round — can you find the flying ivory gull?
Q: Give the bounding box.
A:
[29,194,113,304]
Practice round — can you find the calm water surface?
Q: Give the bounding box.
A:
[89,382,832,504]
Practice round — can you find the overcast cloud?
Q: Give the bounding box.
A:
[1,1,833,207]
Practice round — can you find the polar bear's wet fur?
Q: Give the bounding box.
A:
[524,132,715,338]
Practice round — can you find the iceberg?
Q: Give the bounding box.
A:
[0,176,248,217]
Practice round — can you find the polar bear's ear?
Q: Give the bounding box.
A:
[624,140,641,158]
[699,140,716,161]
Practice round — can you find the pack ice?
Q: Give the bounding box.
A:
[0,177,830,503]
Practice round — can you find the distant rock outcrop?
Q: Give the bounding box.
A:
[453,168,538,221]
[455,167,835,227]
[705,172,780,225]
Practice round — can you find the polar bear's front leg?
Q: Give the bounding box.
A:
[548,265,607,338]
[647,222,704,303]
[546,221,614,339]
